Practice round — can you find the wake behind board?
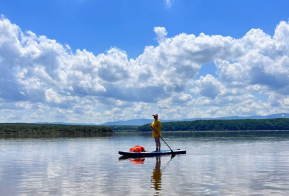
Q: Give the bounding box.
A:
[119,149,186,157]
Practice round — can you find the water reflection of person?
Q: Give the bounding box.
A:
[151,157,162,192]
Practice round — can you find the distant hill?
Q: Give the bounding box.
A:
[137,118,289,132]
[101,113,289,126]
[183,113,289,121]
[101,118,175,126]
[36,122,97,126]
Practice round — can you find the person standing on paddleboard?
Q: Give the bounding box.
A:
[150,114,162,152]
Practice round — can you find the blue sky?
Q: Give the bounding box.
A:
[0,0,289,124]
[2,0,288,58]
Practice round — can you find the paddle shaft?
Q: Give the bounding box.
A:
[152,128,174,154]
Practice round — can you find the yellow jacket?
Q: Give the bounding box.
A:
[151,119,162,137]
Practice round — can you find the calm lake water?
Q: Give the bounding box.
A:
[1,131,289,196]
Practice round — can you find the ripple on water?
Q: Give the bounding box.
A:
[1,133,289,195]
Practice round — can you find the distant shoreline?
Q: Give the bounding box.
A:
[2,118,289,135]
[115,130,289,133]
[138,118,289,132]
[0,123,114,135]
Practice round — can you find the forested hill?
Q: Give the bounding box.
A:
[0,123,113,135]
[137,118,289,132]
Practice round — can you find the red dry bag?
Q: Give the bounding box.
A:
[129,145,145,152]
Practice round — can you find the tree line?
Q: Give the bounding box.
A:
[5,118,287,135]
[0,123,113,135]
[137,118,289,132]
[108,125,139,132]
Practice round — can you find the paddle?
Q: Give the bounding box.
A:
[151,128,175,156]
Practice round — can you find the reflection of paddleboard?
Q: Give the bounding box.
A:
[118,149,186,157]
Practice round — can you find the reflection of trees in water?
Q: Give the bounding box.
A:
[151,157,162,193]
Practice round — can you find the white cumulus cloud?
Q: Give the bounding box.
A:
[1,15,289,122]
